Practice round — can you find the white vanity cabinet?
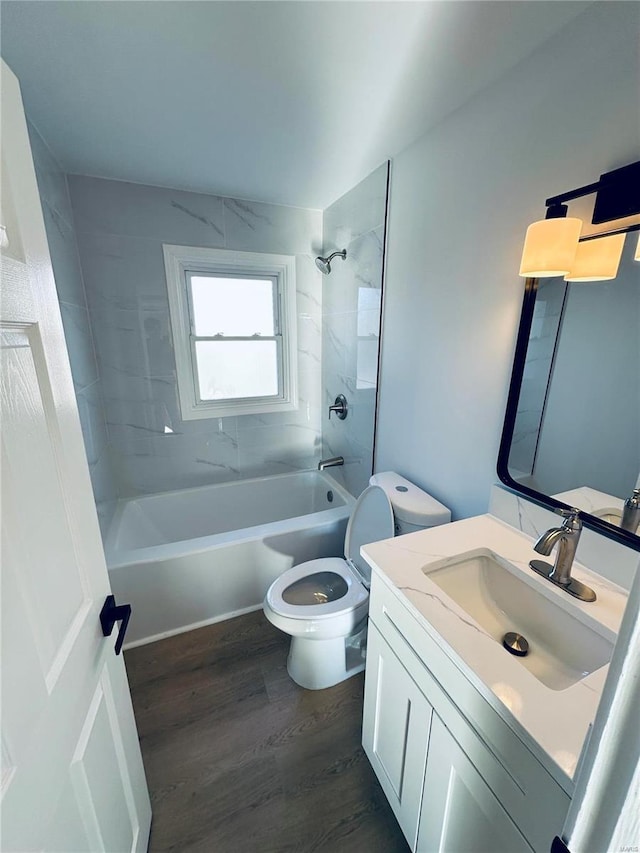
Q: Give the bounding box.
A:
[418,714,532,853]
[362,625,433,848]
[363,574,571,853]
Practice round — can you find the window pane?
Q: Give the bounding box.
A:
[195,340,279,400]
[190,276,275,336]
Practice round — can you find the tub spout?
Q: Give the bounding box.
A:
[318,456,344,471]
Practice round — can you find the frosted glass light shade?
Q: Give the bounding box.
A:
[519,217,582,277]
[635,233,640,262]
[565,233,625,282]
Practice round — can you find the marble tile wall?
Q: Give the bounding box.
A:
[68,175,323,497]
[28,124,117,536]
[321,163,389,498]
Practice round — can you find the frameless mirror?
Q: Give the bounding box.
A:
[499,223,640,551]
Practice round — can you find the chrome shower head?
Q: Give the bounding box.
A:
[315,249,347,275]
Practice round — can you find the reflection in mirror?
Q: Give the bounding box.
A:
[356,286,382,390]
[508,235,640,535]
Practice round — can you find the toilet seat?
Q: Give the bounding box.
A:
[263,485,400,689]
[266,558,368,620]
[266,486,395,624]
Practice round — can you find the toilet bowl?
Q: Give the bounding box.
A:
[263,472,451,690]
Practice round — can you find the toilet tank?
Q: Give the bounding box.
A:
[369,471,451,536]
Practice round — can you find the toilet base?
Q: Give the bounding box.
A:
[286,624,367,690]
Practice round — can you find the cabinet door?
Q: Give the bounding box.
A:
[417,715,533,853]
[363,624,433,849]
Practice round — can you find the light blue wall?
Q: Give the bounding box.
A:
[321,163,388,497]
[68,176,323,498]
[28,123,118,536]
[376,3,640,521]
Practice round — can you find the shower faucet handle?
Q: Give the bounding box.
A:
[329,394,348,420]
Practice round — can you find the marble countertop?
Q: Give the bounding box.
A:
[361,514,628,791]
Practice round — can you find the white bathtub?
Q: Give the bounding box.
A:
[105,471,355,647]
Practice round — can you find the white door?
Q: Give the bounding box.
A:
[362,624,433,850]
[0,60,152,852]
[417,715,532,853]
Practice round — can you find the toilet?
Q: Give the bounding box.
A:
[263,471,451,689]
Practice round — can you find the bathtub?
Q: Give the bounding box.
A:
[105,471,355,647]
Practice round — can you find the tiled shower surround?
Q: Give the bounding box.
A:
[33,140,389,528]
[321,163,389,498]
[68,176,323,499]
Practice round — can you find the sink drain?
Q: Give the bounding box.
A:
[502,632,529,657]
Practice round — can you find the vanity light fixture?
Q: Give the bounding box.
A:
[519,159,640,279]
[565,232,625,282]
[519,205,581,278]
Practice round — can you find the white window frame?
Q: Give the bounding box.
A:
[163,244,298,420]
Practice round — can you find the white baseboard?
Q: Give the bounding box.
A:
[122,603,265,651]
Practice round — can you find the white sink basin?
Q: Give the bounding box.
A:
[591,507,623,526]
[423,548,613,691]
[591,507,639,535]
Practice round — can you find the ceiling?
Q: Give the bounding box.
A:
[1,1,591,209]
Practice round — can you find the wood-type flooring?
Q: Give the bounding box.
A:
[125,609,410,853]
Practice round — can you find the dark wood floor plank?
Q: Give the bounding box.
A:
[126,610,409,853]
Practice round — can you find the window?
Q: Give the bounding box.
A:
[163,245,298,419]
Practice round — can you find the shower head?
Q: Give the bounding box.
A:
[315,250,347,275]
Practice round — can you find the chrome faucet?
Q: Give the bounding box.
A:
[318,456,344,471]
[621,488,640,533]
[530,508,596,602]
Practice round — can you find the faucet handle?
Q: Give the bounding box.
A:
[558,507,582,530]
[328,394,348,420]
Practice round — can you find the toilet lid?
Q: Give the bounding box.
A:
[344,485,394,584]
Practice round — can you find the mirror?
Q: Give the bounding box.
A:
[499,216,640,550]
